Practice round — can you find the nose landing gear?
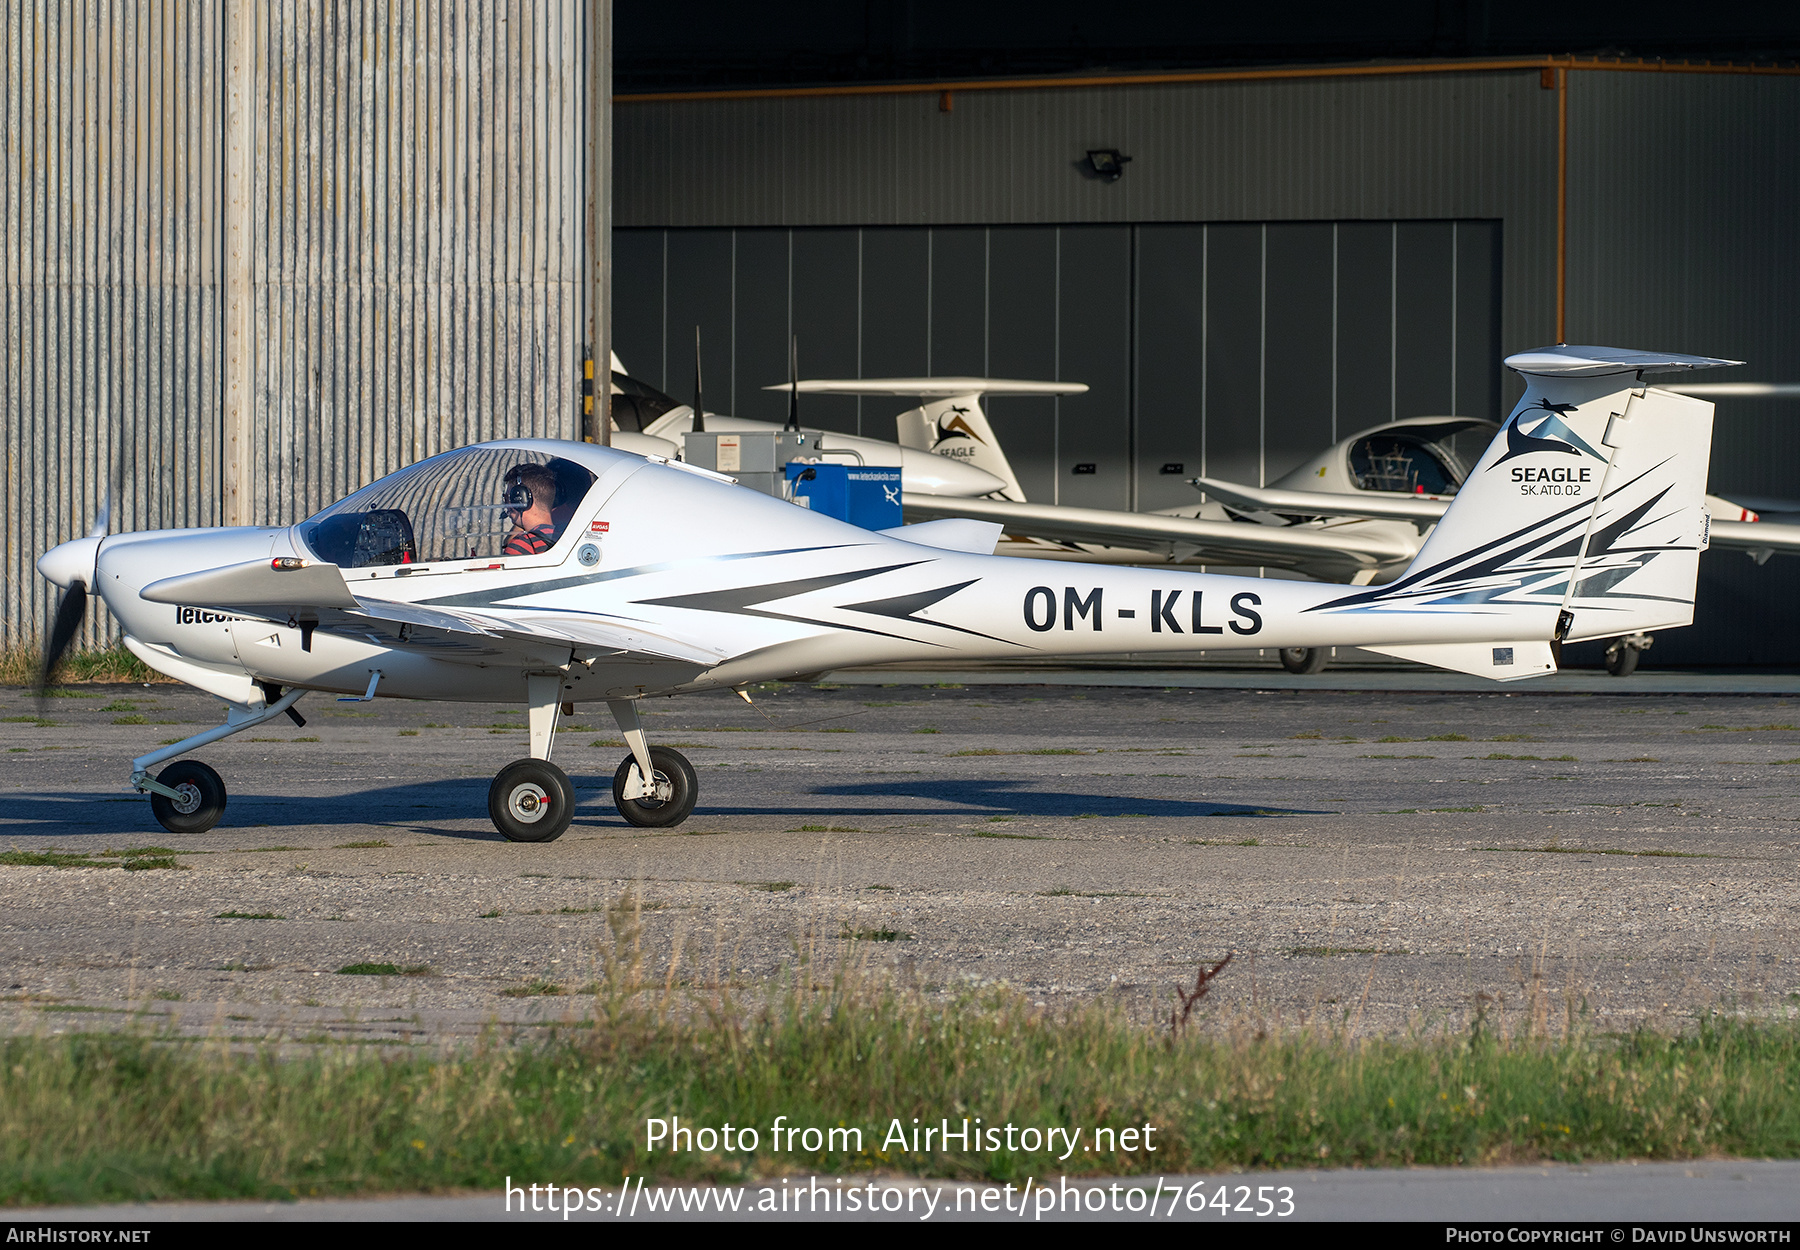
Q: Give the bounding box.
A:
[148,760,227,834]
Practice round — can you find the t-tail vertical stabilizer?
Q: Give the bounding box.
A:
[1314,345,1740,678]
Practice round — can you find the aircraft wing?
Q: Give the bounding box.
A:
[1190,476,1450,522]
[1709,518,1800,561]
[141,559,726,667]
[900,494,1416,578]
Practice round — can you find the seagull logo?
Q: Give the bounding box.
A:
[934,408,986,446]
[1489,399,1611,469]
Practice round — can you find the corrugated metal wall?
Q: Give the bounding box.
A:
[2,1,592,653]
[3,0,225,652]
[250,0,588,529]
[616,220,1502,511]
[614,71,1559,391]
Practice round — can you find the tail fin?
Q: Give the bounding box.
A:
[1325,346,1739,668]
[894,393,1030,501]
[770,377,1086,503]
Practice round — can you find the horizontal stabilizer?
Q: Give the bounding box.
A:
[142,560,360,611]
[1504,346,1743,378]
[1363,641,1557,682]
[876,518,1004,554]
[1670,383,1800,398]
[1191,476,1449,521]
[766,377,1088,398]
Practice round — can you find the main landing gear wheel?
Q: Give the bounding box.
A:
[149,760,227,835]
[1605,639,1641,677]
[488,758,576,842]
[612,746,698,829]
[1279,647,1329,675]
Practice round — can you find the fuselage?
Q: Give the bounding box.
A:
[62,439,1557,706]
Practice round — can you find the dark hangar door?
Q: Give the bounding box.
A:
[613,222,1502,511]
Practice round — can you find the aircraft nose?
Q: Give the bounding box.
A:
[900,447,1007,497]
[36,535,102,590]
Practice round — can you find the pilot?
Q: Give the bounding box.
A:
[501,464,560,556]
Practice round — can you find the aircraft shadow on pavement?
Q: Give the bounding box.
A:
[750,777,1325,819]
[0,776,1322,839]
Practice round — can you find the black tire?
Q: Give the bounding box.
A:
[149,760,227,834]
[1278,647,1328,675]
[1605,641,1640,677]
[612,747,698,828]
[488,758,576,842]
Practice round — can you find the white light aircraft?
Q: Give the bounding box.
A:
[36,345,1731,842]
[887,374,1798,675]
[607,352,1085,498]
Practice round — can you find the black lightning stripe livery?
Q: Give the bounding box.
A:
[1308,460,1693,616]
[634,563,998,647]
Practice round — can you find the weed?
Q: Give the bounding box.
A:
[1285,946,1409,957]
[333,841,390,850]
[336,963,402,976]
[748,881,796,892]
[397,730,418,737]
[793,825,861,833]
[841,927,911,942]
[215,912,284,921]
[479,911,503,919]
[1170,954,1232,1035]
[913,727,940,734]
[149,990,182,1002]
[1027,748,1083,755]
[968,830,1047,840]
[122,857,184,872]
[500,979,566,997]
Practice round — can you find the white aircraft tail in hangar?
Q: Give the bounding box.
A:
[35,345,1734,842]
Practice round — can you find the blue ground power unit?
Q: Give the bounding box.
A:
[785,463,904,530]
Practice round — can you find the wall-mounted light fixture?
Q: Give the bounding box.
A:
[1085,149,1132,182]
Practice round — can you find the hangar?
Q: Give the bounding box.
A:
[6,3,1799,666]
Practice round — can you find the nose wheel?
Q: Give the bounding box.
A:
[488,758,576,842]
[612,746,698,828]
[148,760,227,834]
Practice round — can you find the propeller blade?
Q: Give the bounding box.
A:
[785,335,801,433]
[691,325,706,434]
[38,581,87,692]
[87,487,111,540]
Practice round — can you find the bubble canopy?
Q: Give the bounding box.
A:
[296,444,602,568]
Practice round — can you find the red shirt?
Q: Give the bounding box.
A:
[502,524,556,557]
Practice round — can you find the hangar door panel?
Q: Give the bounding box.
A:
[614,222,1500,512]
